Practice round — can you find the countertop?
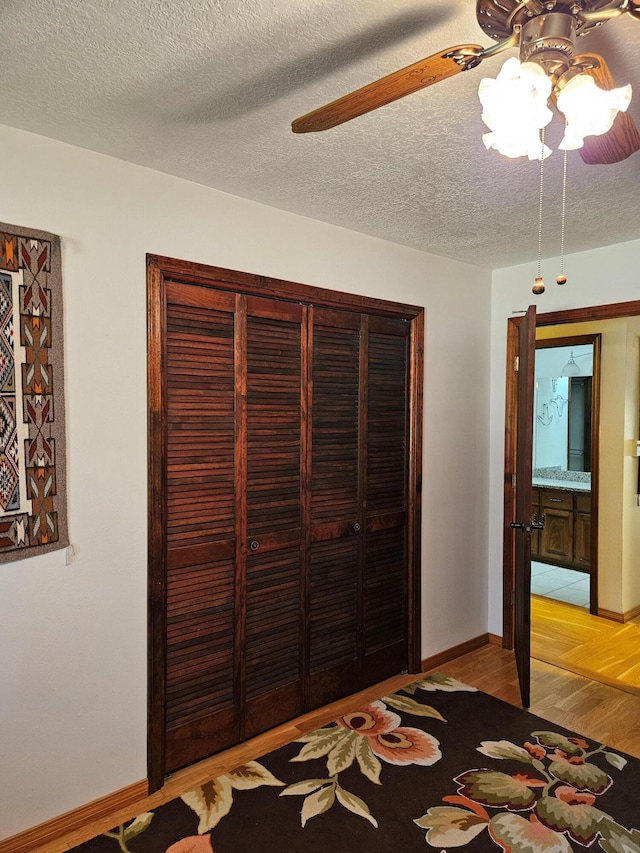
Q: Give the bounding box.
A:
[532,477,591,493]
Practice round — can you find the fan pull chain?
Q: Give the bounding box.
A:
[532,127,546,295]
[557,145,568,285]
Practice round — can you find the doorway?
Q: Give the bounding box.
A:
[503,299,640,699]
[531,335,600,613]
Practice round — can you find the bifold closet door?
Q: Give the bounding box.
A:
[242,295,306,739]
[160,284,305,774]
[307,308,362,708]
[307,310,410,707]
[362,316,410,684]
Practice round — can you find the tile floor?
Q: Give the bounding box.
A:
[531,561,590,607]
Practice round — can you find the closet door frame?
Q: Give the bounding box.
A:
[147,254,424,792]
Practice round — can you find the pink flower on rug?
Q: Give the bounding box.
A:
[338,701,401,736]
[166,836,214,853]
[338,700,441,766]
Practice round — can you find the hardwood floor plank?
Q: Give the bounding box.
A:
[531,595,640,695]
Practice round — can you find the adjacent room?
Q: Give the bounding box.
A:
[1,1,640,850]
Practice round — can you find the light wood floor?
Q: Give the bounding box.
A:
[531,595,640,695]
[29,643,640,853]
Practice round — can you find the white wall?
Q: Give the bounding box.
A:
[489,240,640,634]
[0,123,492,840]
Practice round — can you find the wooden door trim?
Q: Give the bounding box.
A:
[503,299,640,647]
[147,257,167,793]
[147,255,424,788]
[148,254,423,320]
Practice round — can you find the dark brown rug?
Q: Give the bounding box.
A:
[72,674,640,852]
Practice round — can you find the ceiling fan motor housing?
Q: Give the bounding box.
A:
[519,12,577,73]
[477,0,623,42]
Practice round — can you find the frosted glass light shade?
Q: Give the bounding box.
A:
[561,352,581,376]
[478,57,553,160]
[557,73,632,150]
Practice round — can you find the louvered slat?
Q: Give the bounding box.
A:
[309,538,359,671]
[311,325,360,524]
[367,331,408,513]
[167,304,235,547]
[246,315,302,535]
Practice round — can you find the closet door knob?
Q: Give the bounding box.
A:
[250,540,259,551]
[353,522,361,533]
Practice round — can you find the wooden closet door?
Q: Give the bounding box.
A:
[242,295,306,738]
[307,308,362,708]
[362,316,410,684]
[159,286,306,773]
[149,254,423,789]
[307,310,410,704]
[162,283,238,773]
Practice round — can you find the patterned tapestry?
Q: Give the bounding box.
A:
[0,222,68,562]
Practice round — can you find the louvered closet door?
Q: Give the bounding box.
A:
[162,286,305,773]
[242,295,306,738]
[362,316,410,684]
[308,308,362,708]
[164,283,238,773]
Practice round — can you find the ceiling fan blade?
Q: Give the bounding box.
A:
[574,53,640,165]
[291,44,484,133]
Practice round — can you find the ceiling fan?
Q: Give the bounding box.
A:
[291,0,640,164]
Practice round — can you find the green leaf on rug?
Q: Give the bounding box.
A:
[531,731,584,756]
[356,735,382,784]
[327,731,357,775]
[489,812,572,852]
[181,776,233,833]
[291,727,347,761]
[455,770,538,809]
[598,819,640,853]
[534,796,608,846]
[548,758,612,793]
[605,751,628,771]
[123,812,154,841]
[335,783,378,827]
[477,740,540,764]
[382,693,446,720]
[409,674,478,693]
[300,784,335,827]
[280,778,332,796]
[226,761,284,789]
[414,805,488,846]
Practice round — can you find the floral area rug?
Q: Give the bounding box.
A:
[72,674,640,853]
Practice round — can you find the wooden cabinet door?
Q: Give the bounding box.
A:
[574,511,591,569]
[539,508,573,563]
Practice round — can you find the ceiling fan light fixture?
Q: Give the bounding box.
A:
[557,73,633,150]
[479,58,554,159]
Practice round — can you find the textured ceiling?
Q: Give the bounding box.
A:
[2,0,639,269]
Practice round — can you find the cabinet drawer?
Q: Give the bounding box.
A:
[575,493,591,513]
[540,489,573,511]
